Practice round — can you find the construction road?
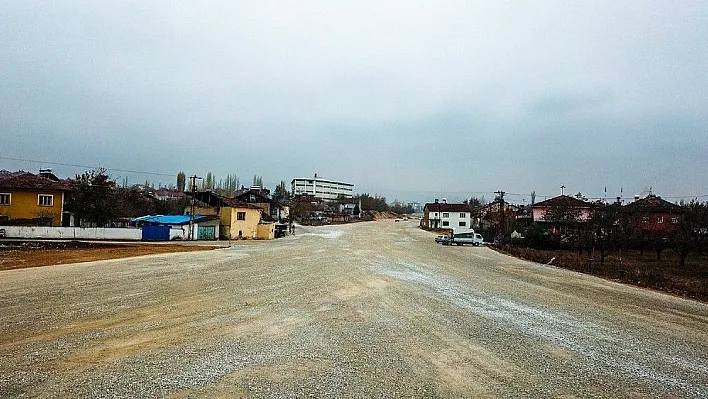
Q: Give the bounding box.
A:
[1,220,707,398]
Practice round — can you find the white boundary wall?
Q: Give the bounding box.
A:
[0,226,142,240]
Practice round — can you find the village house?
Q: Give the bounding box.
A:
[188,191,275,240]
[532,195,593,223]
[622,194,685,233]
[530,195,594,237]
[474,199,521,231]
[0,170,72,226]
[421,199,472,230]
[232,186,289,222]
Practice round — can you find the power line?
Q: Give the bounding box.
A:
[0,155,175,177]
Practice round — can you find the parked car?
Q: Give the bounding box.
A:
[435,231,484,246]
[435,235,451,244]
[452,231,484,246]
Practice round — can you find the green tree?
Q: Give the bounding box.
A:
[273,181,289,202]
[356,193,389,212]
[176,171,186,192]
[204,172,215,190]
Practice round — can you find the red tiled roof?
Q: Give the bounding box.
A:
[423,202,471,213]
[623,195,683,213]
[0,172,72,191]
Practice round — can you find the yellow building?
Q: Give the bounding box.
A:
[219,205,262,239]
[0,172,71,226]
[187,192,275,240]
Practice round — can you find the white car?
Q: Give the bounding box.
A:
[434,231,483,246]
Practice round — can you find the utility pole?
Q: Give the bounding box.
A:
[494,190,506,245]
[189,175,202,240]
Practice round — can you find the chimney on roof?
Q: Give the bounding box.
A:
[442,198,447,204]
[635,195,640,201]
[434,198,439,203]
[314,173,318,178]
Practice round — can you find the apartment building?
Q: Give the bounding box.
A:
[291,174,354,201]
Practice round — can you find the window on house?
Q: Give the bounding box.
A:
[237,212,246,221]
[459,221,466,227]
[642,216,649,223]
[38,194,53,207]
[0,193,9,205]
[442,212,449,218]
[460,213,466,218]
[656,216,663,224]
[671,217,679,224]
[442,221,449,226]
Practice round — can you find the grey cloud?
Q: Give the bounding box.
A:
[1,1,707,202]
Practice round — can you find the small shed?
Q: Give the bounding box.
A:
[131,215,220,241]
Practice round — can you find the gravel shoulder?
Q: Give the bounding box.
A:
[1,220,707,397]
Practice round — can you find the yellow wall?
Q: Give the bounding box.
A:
[256,222,275,240]
[0,189,64,226]
[219,207,261,239]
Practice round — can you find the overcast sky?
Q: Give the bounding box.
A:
[2,1,707,203]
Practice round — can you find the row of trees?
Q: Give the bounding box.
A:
[491,200,708,267]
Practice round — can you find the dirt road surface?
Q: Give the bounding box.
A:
[1,220,707,397]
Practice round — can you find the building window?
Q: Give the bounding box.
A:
[671,217,679,224]
[460,213,466,218]
[657,216,664,224]
[237,212,246,221]
[642,216,649,223]
[38,194,53,207]
[0,193,9,205]
[442,212,449,218]
[442,221,449,227]
[459,221,466,227]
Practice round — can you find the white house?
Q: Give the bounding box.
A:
[422,199,472,230]
[291,173,354,201]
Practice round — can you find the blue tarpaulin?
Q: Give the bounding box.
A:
[131,215,209,225]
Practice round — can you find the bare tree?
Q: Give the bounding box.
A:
[670,200,708,266]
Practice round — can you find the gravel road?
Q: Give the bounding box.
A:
[1,220,707,398]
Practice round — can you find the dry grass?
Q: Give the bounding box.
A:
[492,245,708,301]
[0,241,219,271]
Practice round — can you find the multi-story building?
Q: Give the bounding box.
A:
[291,174,354,201]
[422,199,472,230]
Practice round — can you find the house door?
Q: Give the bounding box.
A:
[197,226,216,240]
